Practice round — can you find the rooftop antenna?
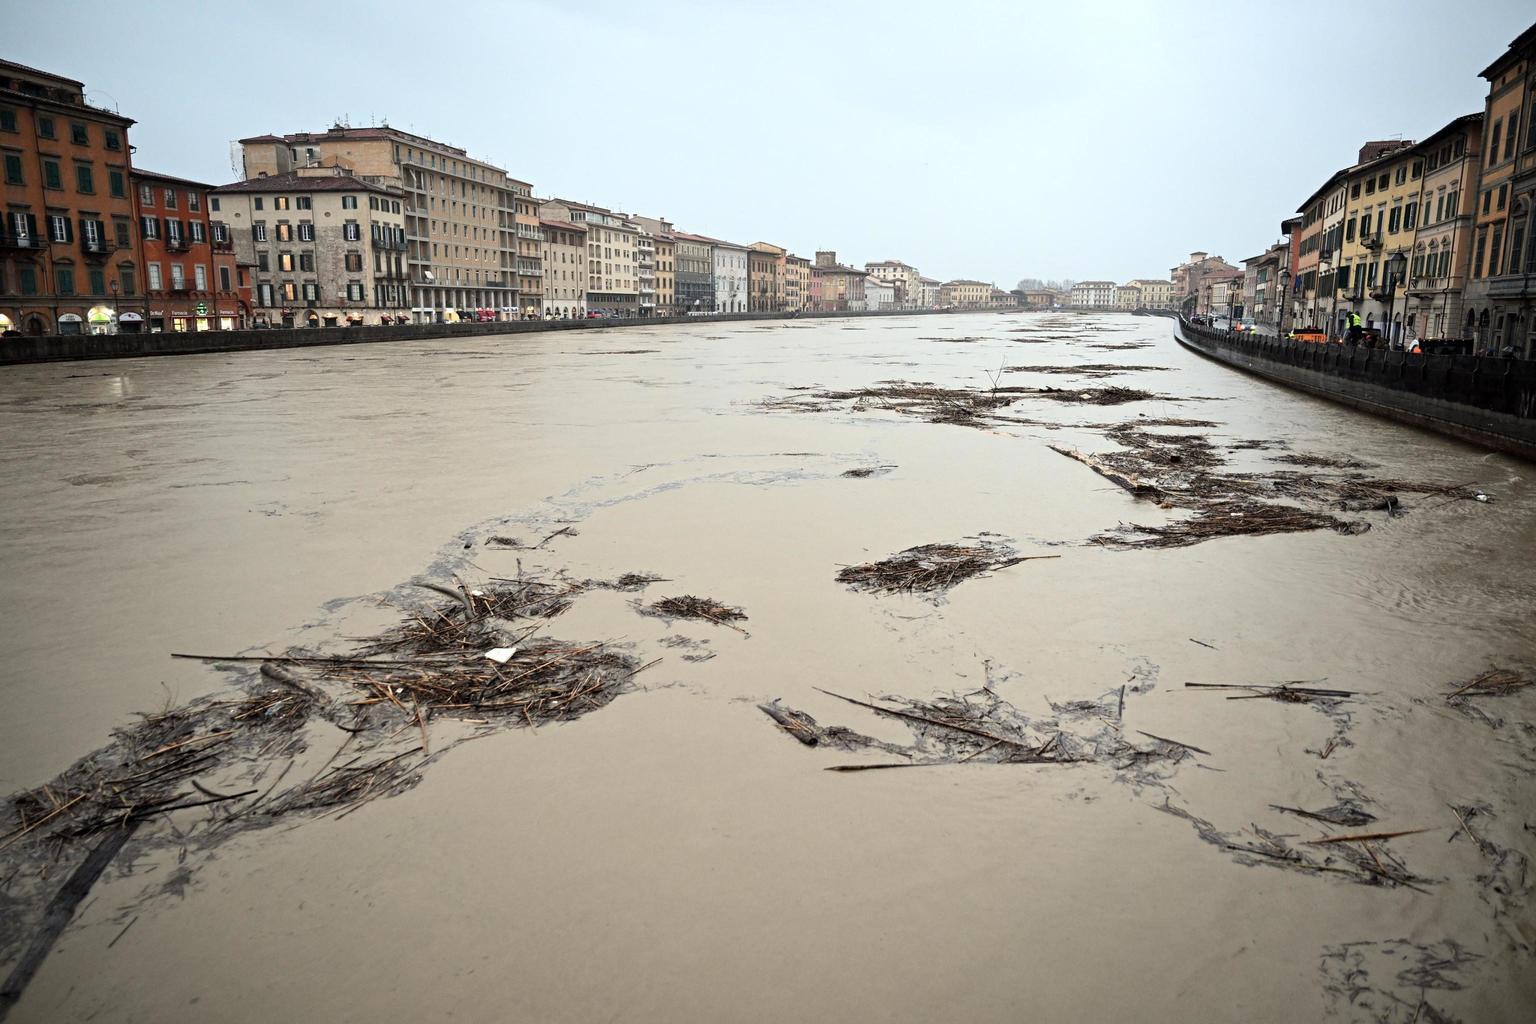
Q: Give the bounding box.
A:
[84,89,120,113]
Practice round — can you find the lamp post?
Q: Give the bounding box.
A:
[1277,268,1289,337]
[109,279,119,335]
[1385,250,1407,348]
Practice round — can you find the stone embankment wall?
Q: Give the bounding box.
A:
[0,308,959,367]
[1176,318,1536,463]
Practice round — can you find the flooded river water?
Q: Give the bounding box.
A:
[1,312,1533,1022]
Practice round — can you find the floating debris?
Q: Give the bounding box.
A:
[641,595,749,631]
[1269,452,1373,470]
[1006,363,1173,378]
[836,539,1055,595]
[766,380,1190,430]
[1095,501,1355,549]
[0,566,651,1001]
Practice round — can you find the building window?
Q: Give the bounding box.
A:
[114,220,130,248]
[188,192,200,211]
[278,252,294,272]
[2,151,22,185]
[219,266,231,291]
[48,214,71,243]
[194,265,207,290]
[140,215,159,240]
[302,282,318,301]
[342,195,358,209]
[70,122,88,145]
[56,265,76,294]
[259,282,274,306]
[345,252,363,272]
[170,264,185,289]
[140,184,153,206]
[109,168,125,197]
[118,267,135,295]
[75,163,94,193]
[42,158,61,189]
[189,221,205,243]
[210,196,220,212]
[347,281,363,301]
[89,267,106,294]
[296,196,311,210]
[257,252,269,271]
[163,188,177,208]
[274,196,289,210]
[252,222,267,242]
[343,221,360,241]
[281,281,297,302]
[17,265,37,295]
[298,221,313,242]
[0,108,17,132]
[253,197,263,210]
[298,253,314,272]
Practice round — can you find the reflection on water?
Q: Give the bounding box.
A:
[1,312,1533,1023]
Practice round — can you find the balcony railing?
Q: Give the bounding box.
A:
[165,236,191,252]
[1362,233,1382,251]
[81,238,115,258]
[212,237,234,252]
[0,233,47,251]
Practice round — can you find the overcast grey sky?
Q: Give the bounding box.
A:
[10,1,1534,284]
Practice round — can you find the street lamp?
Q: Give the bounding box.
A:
[1385,251,1407,348]
[1277,269,1289,337]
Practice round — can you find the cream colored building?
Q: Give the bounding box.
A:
[940,279,991,308]
[749,242,788,311]
[539,218,587,317]
[864,260,922,307]
[1113,285,1141,310]
[239,125,528,322]
[630,215,675,317]
[510,179,542,318]
[213,165,408,326]
[918,276,942,307]
[540,199,639,316]
[785,254,811,312]
[1125,278,1174,309]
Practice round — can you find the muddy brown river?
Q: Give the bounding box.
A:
[1,312,1533,1022]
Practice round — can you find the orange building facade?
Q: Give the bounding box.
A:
[1,59,137,335]
[131,169,249,332]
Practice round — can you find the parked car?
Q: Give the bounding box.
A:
[1234,318,1257,334]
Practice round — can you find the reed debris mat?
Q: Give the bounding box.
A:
[835,539,1055,595]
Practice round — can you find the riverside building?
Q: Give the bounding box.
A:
[0,59,137,336]
[212,165,409,328]
[239,126,524,322]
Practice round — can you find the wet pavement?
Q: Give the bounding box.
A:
[1,311,1533,1022]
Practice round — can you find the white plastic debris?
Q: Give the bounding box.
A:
[484,647,517,664]
[470,589,485,597]
[1475,493,1489,502]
